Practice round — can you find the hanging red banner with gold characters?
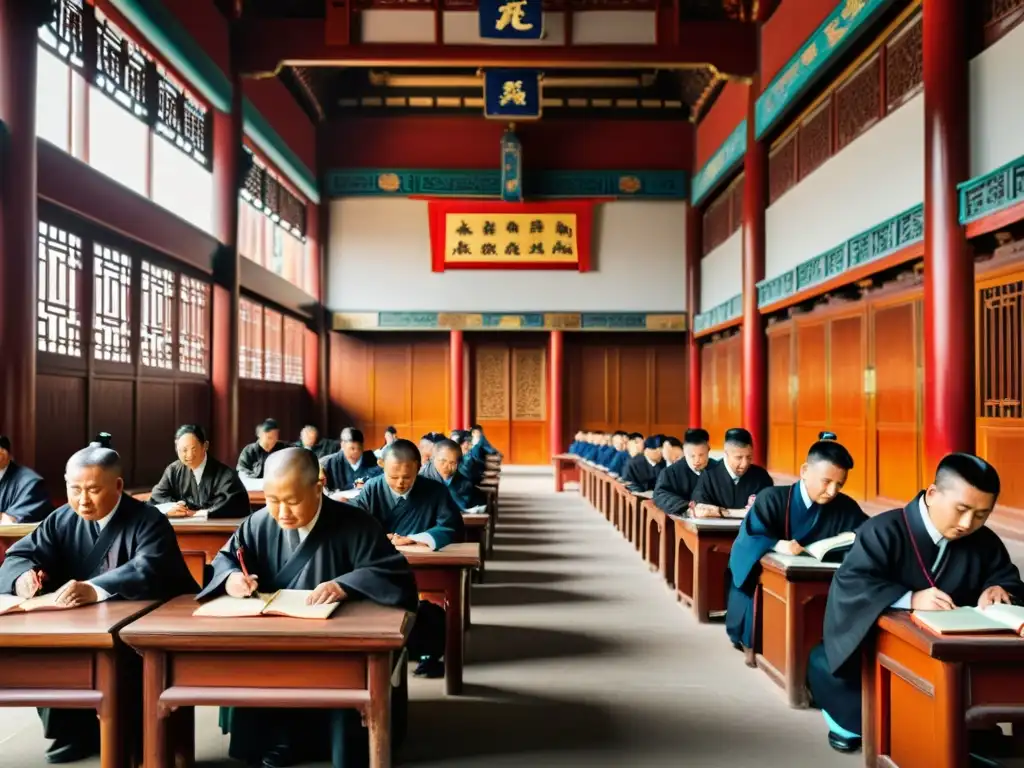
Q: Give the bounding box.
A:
[427,199,597,272]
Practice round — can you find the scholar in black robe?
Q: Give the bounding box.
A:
[148,456,250,519]
[807,495,1024,736]
[620,455,666,492]
[690,460,774,512]
[236,440,288,479]
[0,495,198,755]
[420,461,486,511]
[197,499,419,766]
[652,458,720,516]
[322,450,383,492]
[350,474,465,551]
[0,461,53,522]
[725,483,867,647]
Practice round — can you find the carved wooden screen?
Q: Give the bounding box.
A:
[978,278,1023,420]
[239,298,264,380]
[264,308,284,382]
[283,316,306,385]
[140,260,175,369]
[178,275,209,375]
[37,220,84,357]
[512,348,546,421]
[93,242,132,364]
[474,346,510,420]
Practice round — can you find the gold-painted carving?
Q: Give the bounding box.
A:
[475,347,510,420]
[645,314,687,331]
[377,173,401,192]
[618,175,641,194]
[512,348,545,420]
[544,313,582,329]
[332,313,379,330]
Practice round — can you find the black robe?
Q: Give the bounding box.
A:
[725,484,867,647]
[349,474,465,550]
[322,450,383,493]
[148,456,250,519]
[652,459,719,516]
[0,462,53,523]
[690,460,774,511]
[808,495,1024,734]
[197,499,418,766]
[620,455,666,492]
[0,495,198,751]
[420,462,486,511]
[295,438,340,460]
[235,440,288,479]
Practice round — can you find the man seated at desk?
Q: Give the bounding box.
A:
[451,429,486,484]
[725,439,867,657]
[149,424,250,519]
[418,432,441,465]
[604,431,631,477]
[661,436,683,467]
[0,434,52,523]
[691,428,774,518]
[198,447,420,768]
[322,428,382,494]
[423,438,486,511]
[568,431,585,454]
[237,418,287,480]
[807,453,1024,754]
[653,428,716,516]
[295,424,338,460]
[470,424,500,457]
[621,436,665,492]
[0,446,197,764]
[373,425,398,459]
[349,439,464,679]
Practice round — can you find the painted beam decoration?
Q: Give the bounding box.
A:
[693,294,742,334]
[333,312,687,332]
[428,199,595,271]
[484,70,542,120]
[959,153,1024,224]
[690,121,746,206]
[501,129,524,203]
[755,0,898,140]
[480,0,543,39]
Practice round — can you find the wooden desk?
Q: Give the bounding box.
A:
[755,554,837,707]
[627,491,652,551]
[642,502,668,578]
[120,595,410,768]
[551,454,579,492]
[0,601,157,768]
[131,490,266,509]
[672,516,741,622]
[400,542,481,696]
[864,613,1024,768]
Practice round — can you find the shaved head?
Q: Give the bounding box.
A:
[265,447,320,487]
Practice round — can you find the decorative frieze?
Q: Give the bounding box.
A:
[959,154,1024,225]
[693,294,742,334]
[333,311,687,332]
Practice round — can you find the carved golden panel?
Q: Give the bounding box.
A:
[544,313,582,329]
[475,346,509,420]
[438,313,483,329]
[512,348,546,421]
[332,313,379,330]
[645,314,687,331]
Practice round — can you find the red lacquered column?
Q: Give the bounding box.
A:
[0,0,40,464]
[450,330,465,430]
[923,0,973,466]
[741,80,767,465]
[686,203,703,428]
[549,330,564,457]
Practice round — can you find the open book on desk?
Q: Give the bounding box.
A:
[671,515,743,529]
[193,589,340,620]
[241,477,264,492]
[328,488,362,501]
[632,490,654,499]
[802,532,856,563]
[463,504,487,515]
[155,502,208,520]
[767,552,841,570]
[0,592,67,615]
[913,604,1024,636]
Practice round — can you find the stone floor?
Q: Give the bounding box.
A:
[2,469,1022,766]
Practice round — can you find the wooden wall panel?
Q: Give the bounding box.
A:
[563,333,688,441]
[767,325,796,475]
[136,381,178,486]
[35,374,87,501]
[828,313,868,500]
[238,381,311,450]
[701,344,716,441]
[175,382,212,438]
[91,379,136,485]
[696,334,742,448]
[327,331,450,446]
[723,335,742,439]
[794,322,828,455]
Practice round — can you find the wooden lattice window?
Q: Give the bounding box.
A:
[156,65,209,167]
[283,316,305,385]
[94,11,150,121]
[36,220,83,357]
[978,280,1023,419]
[140,260,174,370]
[769,134,797,205]
[264,308,283,382]
[241,146,307,239]
[239,298,264,379]
[178,275,209,375]
[93,242,132,364]
[38,0,85,69]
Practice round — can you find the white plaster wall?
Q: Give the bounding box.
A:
[700,228,742,312]
[360,10,436,43]
[327,198,687,312]
[765,93,924,281]
[571,11,657,44]
[970,22,1024,178]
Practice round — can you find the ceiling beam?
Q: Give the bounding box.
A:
[235,18,758,77]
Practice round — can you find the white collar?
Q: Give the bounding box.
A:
[348,456,363,470]
[724,463,739,482]
[646,457,658,467]
[918,495,944,545]
[95,495,122,530]
[192,455,208,478]
[297,497,323,542]
[388,478,415,502]
[798,481,813,510]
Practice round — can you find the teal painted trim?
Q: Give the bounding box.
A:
[357,312,684,331]
[755,0,899,140]
[958,154,1024,225]
[325,169,688,199]
[110,0,231,112]
[242,101,320,204]
[581,314,648,330]
[690,121,746,206]
[756,204,923,308]
[693,294,742,334]
[113,0,319,203]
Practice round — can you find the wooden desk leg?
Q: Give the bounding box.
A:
[862,645,879,766]
[445,569,466,696]
[96,650,121,768]
[464,573,472,630]
[659,523,672,586]
[934,662,966,767]
[785,581,805,708]
[143,651,169,768]
[692,540,710,622]
[367,653,392,768]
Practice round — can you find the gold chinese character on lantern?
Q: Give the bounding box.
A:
[495,0,534,31]
[499,80,527,107]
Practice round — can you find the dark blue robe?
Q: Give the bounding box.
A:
[621,455,665,492]
[607,450,629,476]
[322,450,383,492]
[568,441,582,454]
[349,474,464,550]
[459,442,487,483]
[595,445,616,467]
[421,462,485,511]
[0,462,52,522]
[725,483,867,647]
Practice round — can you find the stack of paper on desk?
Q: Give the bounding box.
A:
[329,488,362,501]
[193,590,340,620]
[768,553,842,570]
[463,504,487,515]
[0,592,66,615]
[241,477,264,492]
